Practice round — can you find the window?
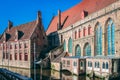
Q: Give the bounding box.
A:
[102,62,105,69]
[68,38,72,53]
[75,31,77,39]
[80,62,83,67]
[3,53,5,59]
[15,53,17,60]
[78,29,81,38]
[10,54,12,60]
[95,62,97,68]
[15,44,17,49]
[85,43,91,56]
[98,62,100,68]
[75,45,81,56]
[73,61,77,66]
[19,44,22,49]
[10,45,12,49]
[6,53,8,59]
[67,60,70,66]
[106,62,108,69]
[95,23,102,55]
[83,28,86,36]
[19,53,22,60]
[107,19,115,55]
[24,43,28,48]
[90,62,92,67]
[88,26,92,35]
[88,61,89,67]
[24,53,28,61]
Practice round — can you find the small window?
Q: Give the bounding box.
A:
[98,62,100,68]
[15,53,17,60]
[75,31,77,39]
[3,53,5,59]
[106,62,108,69]
[15,44,17,49]
[6,53,8,59]
[19,53,22,60]
[19,44,22,49]
[83,28,86,36]
[78,29,81,38]
[10,54,12,60]
[24,53,28,61]
[67,60,70,66]
[102,62,105,69]
[90,62,92,67]
[73,61,77,66]
[10,45,12,49]
[88,26,92,35]
[88,61,89,67]
[95,62,97,68]
[80,62,83,67]
[24,43,28,48]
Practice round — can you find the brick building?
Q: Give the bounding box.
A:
[46,0,120,78]
[0,11,48,69]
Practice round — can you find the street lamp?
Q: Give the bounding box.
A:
[35,59,42,80]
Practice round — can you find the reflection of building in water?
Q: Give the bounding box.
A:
[0,11,48,76]
[51,70,60,79]
[46,0,120,78]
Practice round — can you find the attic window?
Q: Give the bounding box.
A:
[81,10,88,19]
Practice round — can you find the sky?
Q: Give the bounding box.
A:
[0,0,82,34]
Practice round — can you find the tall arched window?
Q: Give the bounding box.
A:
[84,43,91,56]
[63,40,66,51]
[75,45,81,56]
[68,38,72,53]
[107,19,115,55]
[78,29,81,38]
[95,23,102,55]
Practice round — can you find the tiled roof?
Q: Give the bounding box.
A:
[46,0,117,35]
[0,21,36,42]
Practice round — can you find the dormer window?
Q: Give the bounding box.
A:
[81,10,88,19]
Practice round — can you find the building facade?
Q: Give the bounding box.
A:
[46,0,120,78]
[0,11,48,70]
[47,0,120,57]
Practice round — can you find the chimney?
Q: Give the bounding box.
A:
[15,30,18,41]
[8,20,13,31]
[3,33,6,42]
[58,10,61,30]
[37,11,42,23]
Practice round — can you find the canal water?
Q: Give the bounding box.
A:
[0,67,114,80]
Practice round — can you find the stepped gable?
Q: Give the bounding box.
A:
[46,0,117,35]
[0,21,36,42]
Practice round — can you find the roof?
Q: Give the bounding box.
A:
[52,52,69,62]
[64,56,89,59]
[0,21,37,42]
[46,0,117,35]
[87,55,120,59]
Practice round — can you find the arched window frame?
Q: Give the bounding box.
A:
[68,38,72,53]
[75,44,81,56]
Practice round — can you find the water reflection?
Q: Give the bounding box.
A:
[0,66,110,80]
